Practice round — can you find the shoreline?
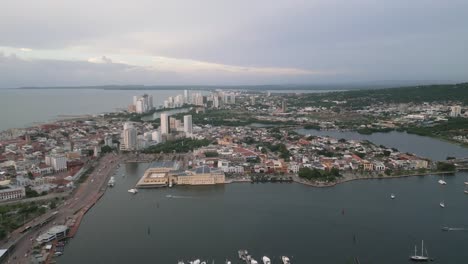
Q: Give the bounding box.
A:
[292,170,457,188]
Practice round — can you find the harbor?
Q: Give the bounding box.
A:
[58,162,468,264]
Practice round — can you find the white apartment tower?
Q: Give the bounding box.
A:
[121,123,137,151]
[160,113,169,134]
[184,115,193,135]
[184,90,189,104]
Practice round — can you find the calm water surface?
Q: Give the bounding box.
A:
[0,89,202,131]
[59,162,468,264]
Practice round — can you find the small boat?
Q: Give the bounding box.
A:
[262,256,271,264]
[108,177,115,187]
[251,259,258,264]
[464,182,468,185]
[128,188,138,194]
[410,240,429,262]
[438,179,447,185]
[225,260,231,264]
[440,201,445,208]
[169,181,173,188]
[281,256,291,264]
[391,193,395,199]
[178,261,185,264]
[464,190,468,194]
[189,260,200,264]
[238,250,248,260]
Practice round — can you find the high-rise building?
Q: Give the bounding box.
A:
[169,117,177,132]
[450,106,462,117]
[152,131,162,142]
[213,96,220,108]
[133,94,153,114]
[281,100,287,112]
[184,90,189,104]
[250,96,256,105]
[160,113,169,134]
[184,115,193,136]
[121,123,137,151]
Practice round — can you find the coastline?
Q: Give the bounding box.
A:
[292,170,457,188]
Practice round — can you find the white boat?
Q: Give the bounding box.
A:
[262,256,271,264]
[169,181,173,188]
[410,240,429,262]
[438,179,447,185]
[178,262,185,264]
[108,177,115,187]
[281,256,291,264]
[391,193,396,199]
[190,260,200,264]
[440,201,445,208]
[225,261,231,264]
[251,260,258,264]
[128,188,138,194]
[464,181,468,185]
[465,190,468,194]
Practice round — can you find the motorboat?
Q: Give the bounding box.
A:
[409,240,429,262]
[281,256,291,264]
[391,193,396,199]
[108,177,115,187]
[440,201,445,208]
[438,179,447,185]
[251,259,258,264]
[189,260,200,264]
[128,188,138,194]
[262,256,271,264]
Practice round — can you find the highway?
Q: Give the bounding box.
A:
[2,153,124,264]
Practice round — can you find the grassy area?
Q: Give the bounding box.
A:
[0,200,54,239]
[142,138,212,154]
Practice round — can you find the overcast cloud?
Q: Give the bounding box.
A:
[0,0,467,87]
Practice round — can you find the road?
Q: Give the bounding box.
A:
[3,153,124,264]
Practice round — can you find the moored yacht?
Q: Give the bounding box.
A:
[262,256,271,264]
[128,188,138,194]
[281,256,291,264]
[410,240,429,262]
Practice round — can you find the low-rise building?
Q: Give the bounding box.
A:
[0,187,25,201]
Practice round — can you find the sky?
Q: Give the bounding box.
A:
[1,0,468,88]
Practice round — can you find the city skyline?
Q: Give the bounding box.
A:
[1,0,468,88]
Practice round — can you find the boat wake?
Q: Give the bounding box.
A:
[442,227,468,231]
[166,194,195,199]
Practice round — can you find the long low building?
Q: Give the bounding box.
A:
[36,225,68,244]
[137,166,225,188]
[0,187,25,202]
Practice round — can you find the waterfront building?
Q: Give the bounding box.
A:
[132,94,153,114]
[450,105,462,117]
[36,225,68,244]
[184,115,193,136]
[160,113,169,134]
[0,187,25,201]
[137,165,225,188]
